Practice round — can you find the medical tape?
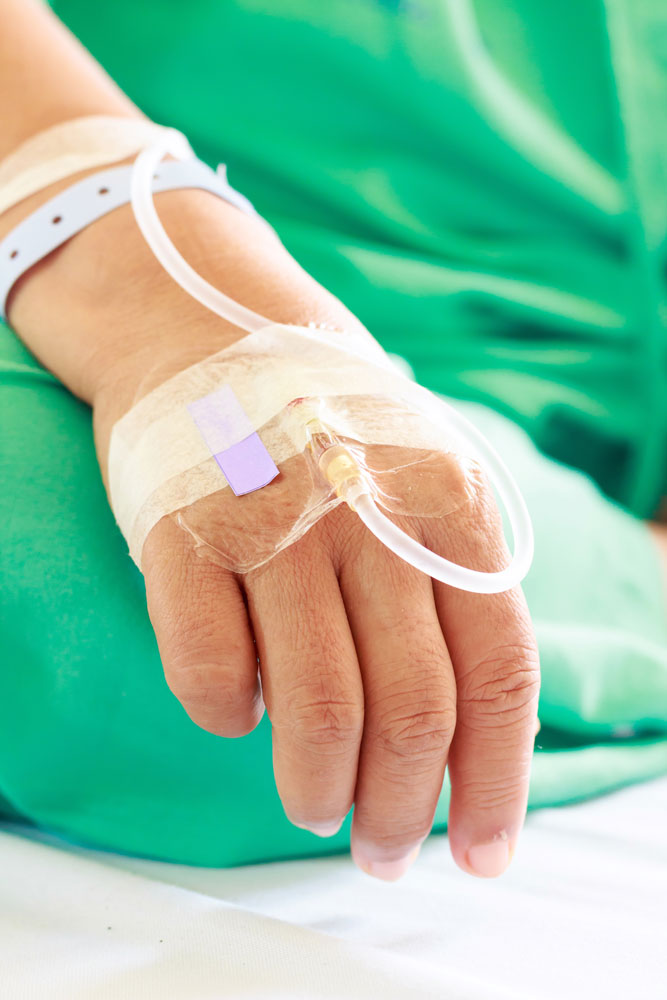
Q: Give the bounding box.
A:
[108,323,468,569]
[187,386,280,495]
[0,116,192,216]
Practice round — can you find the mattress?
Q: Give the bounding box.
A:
[2,776,665,999]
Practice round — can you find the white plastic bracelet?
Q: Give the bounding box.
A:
[0,157,271,321]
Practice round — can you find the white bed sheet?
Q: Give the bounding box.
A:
[1,776,665,999]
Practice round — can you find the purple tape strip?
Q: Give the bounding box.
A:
[188,385,279,496]
[212,433,279,495]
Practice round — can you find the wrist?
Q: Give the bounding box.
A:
[2,163,270,400]
[3,156,373,476]
[84,186,359,414]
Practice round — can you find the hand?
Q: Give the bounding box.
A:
[140,458,540,882]
[6,180,541,881]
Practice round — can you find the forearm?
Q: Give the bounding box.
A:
[0,0,139,158]
[0,0,364,438]
[1,169,349,416]
[0,0,148,401]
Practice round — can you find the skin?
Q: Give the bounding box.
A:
[649,524,667,613]
[14,0,664,882]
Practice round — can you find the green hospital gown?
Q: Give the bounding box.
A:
[0,0,665,865]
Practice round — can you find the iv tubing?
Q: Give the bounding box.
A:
[350,459,532,594]
[129,143,534,594]
[129,141,269,333]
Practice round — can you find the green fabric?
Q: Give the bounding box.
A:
[0,0,664,865]
[48,0,667,517]
[1,323,665,865]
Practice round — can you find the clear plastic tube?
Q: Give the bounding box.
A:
[129,141,270,333]
[129,143,534,594]
[350,476,532,595]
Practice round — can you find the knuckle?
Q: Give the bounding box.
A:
[356,820,432,853]
[393,450,482,522]
[374,692,457,763]
[290,700,364,752]
[459,644,541,726]
[281,676,364,752]
[440,452,485,508]
[459,773,529,813]
[431,480,509,571]
[165,659,210,705]
[449,467,492,524]
[166,659,254,715]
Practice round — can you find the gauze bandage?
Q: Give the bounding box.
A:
[109,139,534,594]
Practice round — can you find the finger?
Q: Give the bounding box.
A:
[142,516,264,738]
[425,488,540,878]
[336,514,457,881]
[244,521,364,836]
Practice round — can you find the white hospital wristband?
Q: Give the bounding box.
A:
[0,157,271,321]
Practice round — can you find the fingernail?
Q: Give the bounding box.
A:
[354,842,422,881]
[466,832,511,878]
[295,819,344,838]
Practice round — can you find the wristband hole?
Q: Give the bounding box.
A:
[52,215,63,225]
[98,187,110,195]
[9,249,18,259]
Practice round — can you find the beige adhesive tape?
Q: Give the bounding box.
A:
[108,323,471,570]
[0,115,192,216]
